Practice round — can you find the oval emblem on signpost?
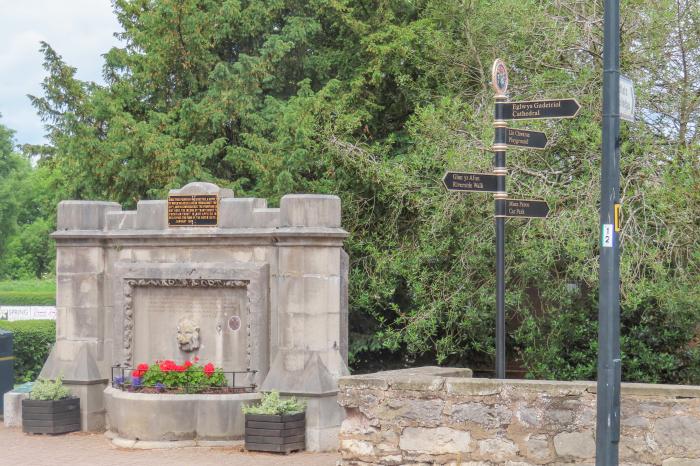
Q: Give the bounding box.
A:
[228,316,241,332]
[491,59,508,95]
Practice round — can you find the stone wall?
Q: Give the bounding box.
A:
[337,367,700,465]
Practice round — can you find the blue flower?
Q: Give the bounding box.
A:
[155,382,165,392]
[131,377,143,388]
[113,376,125,387]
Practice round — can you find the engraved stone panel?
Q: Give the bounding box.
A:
[131,285,249,370]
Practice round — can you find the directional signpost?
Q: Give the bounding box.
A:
[442,172,498,192]
[442,58,580,379]
[500,99,581,120]
[503,199,549,218]
[506,128,548,150]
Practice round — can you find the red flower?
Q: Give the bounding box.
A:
[204,363,215,377]
[160,360,175,372]
[132,363,149,378]
[175,364,185,372]
[184,360,192,368]
[194,356,199,362]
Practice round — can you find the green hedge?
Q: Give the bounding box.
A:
[0,291,55,305]
[0,280,56,305]
[0,320,55,383]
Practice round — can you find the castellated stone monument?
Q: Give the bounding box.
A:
[40,182,349,451]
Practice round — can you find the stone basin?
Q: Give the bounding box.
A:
[104,386,260,448]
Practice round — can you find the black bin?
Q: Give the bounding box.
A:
[0,329,14,415]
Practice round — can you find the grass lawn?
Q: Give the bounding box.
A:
[0,279,56,305]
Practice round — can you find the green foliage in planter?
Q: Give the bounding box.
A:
[242,390,305,415]
[0,319,55,383]
[30,377,71,401]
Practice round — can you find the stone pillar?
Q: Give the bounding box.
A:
[262,194,349,451]
[41,201,120,431]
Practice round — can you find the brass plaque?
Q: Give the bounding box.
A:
[167,194,218,227]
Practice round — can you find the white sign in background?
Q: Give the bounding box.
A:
[619,75,635,122]
[0,306,56,321]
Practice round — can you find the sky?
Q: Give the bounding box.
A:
[0,0,122,147]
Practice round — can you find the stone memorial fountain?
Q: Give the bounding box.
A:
[39,182,349,451]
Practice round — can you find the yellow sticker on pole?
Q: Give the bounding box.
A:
[614,204,621,232]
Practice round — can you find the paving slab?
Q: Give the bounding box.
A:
[0,424,338,466]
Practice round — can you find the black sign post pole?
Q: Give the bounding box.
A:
[492,59,508,379]
[596,0,622,464]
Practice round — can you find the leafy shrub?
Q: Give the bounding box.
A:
[0,279,56,305]
[30,377,71,401]
[0,219,55,280]
[516,282,700,384]
[242,390,305,415]
[0,291,55,305]
[0,320,55,382]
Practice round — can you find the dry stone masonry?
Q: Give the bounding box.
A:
[337,367,700,465]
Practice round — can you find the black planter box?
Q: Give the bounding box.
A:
[22,397,80,434]
[245,412,305,453]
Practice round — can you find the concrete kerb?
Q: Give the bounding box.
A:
[107,433,244,450]
[617,382,700,398]
[338,366,473,392]
[451,378,700,399]
[339,370,700,410]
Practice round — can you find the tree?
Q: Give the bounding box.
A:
[630,0,700,148]
[26,0,699,383]
[0,116,58,279]
[0,118,22,258]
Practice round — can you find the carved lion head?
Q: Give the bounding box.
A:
[176,318,200,352]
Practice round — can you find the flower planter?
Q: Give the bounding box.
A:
[104,387,261,446]
[245,412,305,454]
[22,397,80,434]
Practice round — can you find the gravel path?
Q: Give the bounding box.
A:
[0,424,339,466]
